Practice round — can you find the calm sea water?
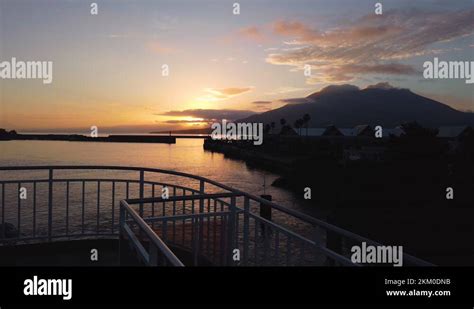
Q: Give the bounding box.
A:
[0,139,316,217]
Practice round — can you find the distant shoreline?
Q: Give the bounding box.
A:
[0,133,178,144]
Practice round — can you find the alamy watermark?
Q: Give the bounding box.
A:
[423,57,474,84]
[351,242,403,267]
[24,276,72,300]
[0,57,53,84]
[211,119,263,145]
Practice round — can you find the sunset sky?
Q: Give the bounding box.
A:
[1,0,473,132]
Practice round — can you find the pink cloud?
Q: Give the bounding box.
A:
[237,26,267,42]
[266,8,474,84]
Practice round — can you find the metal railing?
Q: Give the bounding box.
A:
[119,199,184,266]
[0,166,434,266]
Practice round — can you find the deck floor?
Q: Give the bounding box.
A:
[0,239,120,266]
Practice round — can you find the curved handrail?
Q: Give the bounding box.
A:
[0,165,434,266]
[120,200,184,266]
[0,178,201,194]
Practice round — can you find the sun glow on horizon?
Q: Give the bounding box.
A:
[1,0,472,132]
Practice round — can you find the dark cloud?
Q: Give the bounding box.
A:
[365,82,397,90]
[164,119,212,124]
[343,63,419,75]
[280,98,315,104]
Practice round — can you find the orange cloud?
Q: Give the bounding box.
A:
[237,26,267,42]
[273,20,321,42]
[196,87,253,101]
[146,41,175,54]
[159,109,256,120]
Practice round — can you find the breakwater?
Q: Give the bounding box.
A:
[1,134,176,144]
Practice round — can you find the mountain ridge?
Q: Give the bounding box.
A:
[238,84,474,128]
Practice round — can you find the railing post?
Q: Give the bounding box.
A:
[260,195,272,221]
[198,180,205,261]
[48,168,53,242]
[243,196,249,265]
[119,202,126,266]
[227,195,236,266]
[139,170,144,217]
[1,184,5,240]
[193,216,199,266]
[17,183,21,238]
[259,195,272,236]
[199,180,205,213]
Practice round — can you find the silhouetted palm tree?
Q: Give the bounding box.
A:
[280,118,286,126]
[264,124,271,134]
[302,113,311,136]
[294,119,303,135]
[270,122,275,134]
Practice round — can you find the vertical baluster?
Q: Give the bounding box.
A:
[213,199,217,262]
[162,218,168,243]
[191,216,195,261]
[162,185,166,216]
[236,209,239,238]
[227,195,236,265]
[182,189,186,215]
[152,184,156,218]
[111,181,115,233]
[172,187,176,242]
[182,214,186,247]
[97,181,101,234]
[235,202,239,249]
[198,181,204,254]
[182,189,186,245]
[66,181,69,235]
[139,170,144,217]
[1,184,4,239]
[193,216,199,266]
[254,218,258,264]
[17,182,21,238]
[126,182,129,200]
[82,181,85,234]
[263,223,269,265]
[33,182,36,238]
[118,201,126,265]
[219,214,225,265]
[207,198,210,257]
[48,169,53,241]
[243,197,249,265]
